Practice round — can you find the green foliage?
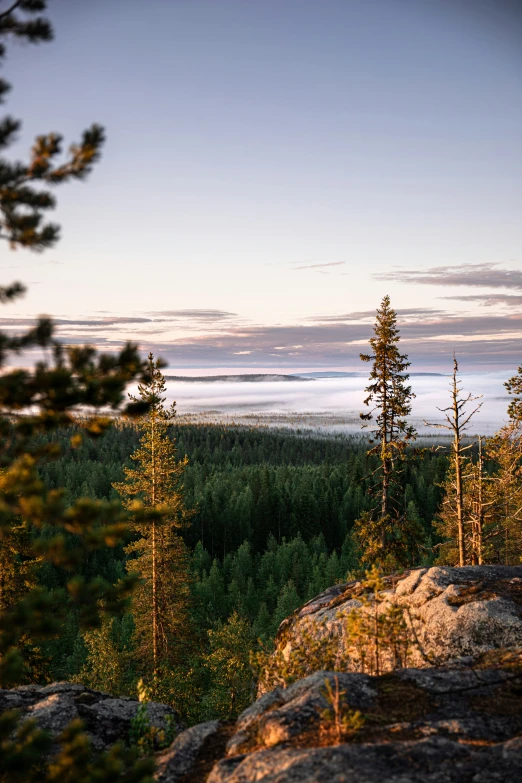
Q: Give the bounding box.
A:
[484,422,522,564]
[0,1,104,250]
[21,422,447,719]
[255,567,417,691]
[0,4,161,778]
[35,423,444,559]
[352,510,425,570]
[436,423,522,566]
[128,680,176,757]
[320,675,365,744]
[200,611,254,720]
[426,357,483,566]
[0,709,50,782]
[253,618,342,692]
[343,566,412,676]
[45,719,154,783]
[505,365,522,423]
[0,713,154,783]
[74,611,135,697]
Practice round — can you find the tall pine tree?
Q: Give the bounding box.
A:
[114,354,193,682]
[353,296,420,568]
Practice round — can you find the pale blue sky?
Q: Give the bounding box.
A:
[1,0,521,370]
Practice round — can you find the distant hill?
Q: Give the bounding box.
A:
[164,372,446,383]
[164,374,312,383]
[292,372,365,379]
[292,371,447,380]
[293,371,445,379]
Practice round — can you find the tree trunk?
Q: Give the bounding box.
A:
[151,396,158,677]
[152,520,158,677]
[476,438,483,565]
[452,364,466,567]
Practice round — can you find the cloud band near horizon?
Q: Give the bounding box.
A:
[3,306,522,372]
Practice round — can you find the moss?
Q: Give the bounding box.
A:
[371,674,434,723]
[445,579,522,613]
[473,648,522,670]
[471,678,522,717]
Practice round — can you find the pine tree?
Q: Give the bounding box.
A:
[505,365,522,422]
[427,357,482,566]
[114,354,193,681]
[0,2,105,250]
[354,295,420,568]
[0,516,37,612]
[0,5,156,780]
[485,421,522,564]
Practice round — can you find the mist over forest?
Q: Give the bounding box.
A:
[159,372,510,435]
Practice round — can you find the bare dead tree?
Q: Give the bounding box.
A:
[425,356,482,566]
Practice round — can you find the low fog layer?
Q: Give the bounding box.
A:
[160,373,511,435]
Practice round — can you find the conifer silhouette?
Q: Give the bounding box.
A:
[354,296,420,567]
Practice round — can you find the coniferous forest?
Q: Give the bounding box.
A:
[0,3,521,782]
[6,345,520,726]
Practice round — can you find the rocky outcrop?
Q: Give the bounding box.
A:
[157,654,522,782]
[274,565,522,674]
[4,567,522,781]
[152,566,522,781]
[0,681,179,752]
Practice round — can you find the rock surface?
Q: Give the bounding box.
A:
[158,655,522,782]
[0,681,179,752]
[152,566,522,781]
[4,567,522,781]
[155,720,233,783]
[275,565,522,674]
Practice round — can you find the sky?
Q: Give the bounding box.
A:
[1,0,521,373]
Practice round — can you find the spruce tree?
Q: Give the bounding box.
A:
[505,365,522,422]
[353,295,420,568]
[201,611,254,720]
[114,354,193,683]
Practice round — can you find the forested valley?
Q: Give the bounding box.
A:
[35,422,444,678]
[5,383,518,725]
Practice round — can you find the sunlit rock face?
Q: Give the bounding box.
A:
[153,566,522,782]
[273,566,522,676]
[158,661,522,782]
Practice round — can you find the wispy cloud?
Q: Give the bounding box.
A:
[291,261,346,272]
[440,294,522,307]
[147,309,237,320]
[310,308,449,323]
[132,312,522,370]
[3,308,522,371]
[376,263,522,290]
